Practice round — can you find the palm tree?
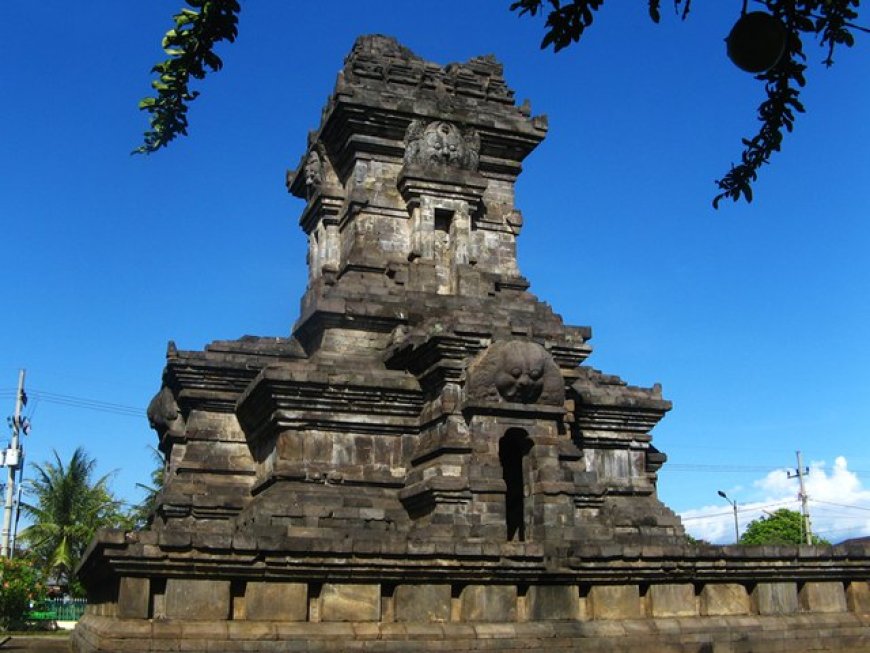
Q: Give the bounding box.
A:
[130,446,166,529]
[19,447,125,591]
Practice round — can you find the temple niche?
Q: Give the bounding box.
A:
[73,35,870,653]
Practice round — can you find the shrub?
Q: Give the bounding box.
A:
[0,557,46,631]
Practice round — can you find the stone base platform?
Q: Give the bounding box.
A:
[73,613,870,653]
[71,544,870,652]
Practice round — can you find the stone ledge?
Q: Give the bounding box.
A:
[72,612,870,653]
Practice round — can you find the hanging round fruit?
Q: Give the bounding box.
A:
[726,11,788,73]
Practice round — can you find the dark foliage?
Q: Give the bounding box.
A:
[137,1,862,206]
[509,0,862,207]
[135,0,240,154]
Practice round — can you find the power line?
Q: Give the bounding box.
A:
[681,510,737,521]
[810,499,870,513]
[680,499,795,521]
[813,524,870,536]
[667,462,870,476]
[2,388,144,413]
[20,389,145,418]
[29,389,143,412]
[668,464,784,473]
[808,509,870,521]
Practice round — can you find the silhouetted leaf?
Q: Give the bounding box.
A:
[136,0,240,154]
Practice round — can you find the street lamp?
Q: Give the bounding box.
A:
[718,490,740,544]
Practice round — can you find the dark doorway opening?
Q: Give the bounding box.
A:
[499,429,533,541]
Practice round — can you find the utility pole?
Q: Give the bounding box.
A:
[717,490,740,544]
[1,369,26,558]
[10,485,23,558]
[787,450,813,545]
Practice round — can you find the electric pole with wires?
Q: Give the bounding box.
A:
[1,369,28,558]
[787,450,813,545]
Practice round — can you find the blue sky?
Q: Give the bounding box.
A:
[1,1,868,543]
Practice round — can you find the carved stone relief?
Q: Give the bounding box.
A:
[465,340,564,406]
[303,149,323,197]
[404,120,480,171]
[147,386,186,440]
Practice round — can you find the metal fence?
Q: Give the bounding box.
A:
[28,598,87,622]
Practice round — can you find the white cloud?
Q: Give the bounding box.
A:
[679,456,870,544]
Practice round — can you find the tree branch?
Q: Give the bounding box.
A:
[511,0,862,207]
[135,0,240,155]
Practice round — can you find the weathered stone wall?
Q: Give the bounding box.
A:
[74,574,870,652]
[96,576,870,625]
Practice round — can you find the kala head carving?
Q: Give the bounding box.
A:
[147,386,186,443]
[496,345,546,403]
[303,149,323,196]
[465,340,564,406]
[404,120,480,171]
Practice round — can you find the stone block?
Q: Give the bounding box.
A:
[473,622,519,638]
[152,591,166,619]
[587,585,641,620]
[394,584,451,622]
[245,581,308,621]
[846,581,870,613]
[459,585,517,622]
[752,582,799,615]
[647,583,696,617]
[232,591,246,621]
[227,621,277,641]
[526,584,579,621]
[117,577,150,619]
[165,578,231,620]
[321,583,380,622]
[799,581,847,613]
[181,620,228,640]
[152,618,183,640]
[277,432,304,462]
[699,583,750,616]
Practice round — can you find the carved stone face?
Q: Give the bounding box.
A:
[494,343,546,403]
[404,119,480,171]
[465,340,565,407]
[422,121,464,167]
[304,151,322,189]
[147,386,185,440]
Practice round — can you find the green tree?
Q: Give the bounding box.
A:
[19,448,127,593]
[738,508,830,545]
[129,447,166,530]
[137,1,863,207]
[0,557,46,631]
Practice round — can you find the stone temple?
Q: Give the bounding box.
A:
[73,35,870,652]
